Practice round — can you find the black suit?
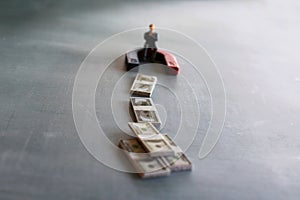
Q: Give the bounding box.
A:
[143,31,158,60]
[144,31,158,48]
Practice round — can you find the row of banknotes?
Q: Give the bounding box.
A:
[120,74,192,178]
[130,97,161,129]
[130,73,157,97]
[119,122,192,178]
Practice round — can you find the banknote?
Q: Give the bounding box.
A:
[135,157,170,178]
[128,122,160,138]
[131,97,153,107]
[119,139,171,178]
[132,83,152,93]
[119,137,192,177]
[130,97,161,128]
[137,74,156,82]
[128,122,175,157]
[161,153,192,172]
[119,138,146,153]
[141,139,175,157]
[135,110,158,122]
[160,135,192,171]
[130,73,157,97]
[161,134,182,153]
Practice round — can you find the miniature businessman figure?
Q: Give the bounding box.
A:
[143,24,158,61]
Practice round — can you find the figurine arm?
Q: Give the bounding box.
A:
[154,33,158,42]
[144,32,149,40]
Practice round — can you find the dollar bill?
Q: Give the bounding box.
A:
[161,152,192,172]
[130,73,157,97]
[130,97,162,128]
[119,139,171,178]
[119,138,146,153]
[160,135,192,172]
[128,122,160,138]
[135,158,170,178]
[119,138,192,176]
[135,110,158,122]
[131,97,153,107]
[141,139,175,157]
[138,74,156,82]
[161,134,182,153]
[132,83,152,93]
[128,122,175,157]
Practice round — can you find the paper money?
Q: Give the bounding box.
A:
[131,97,152,106]
[132,83,152,93]
[141,139,174,157]
[119,138,146,153]
[161,134,182,153]
[135,110,158,122]
[139,74,156,82]
[130,73,157,97]
[128,122,175,157]
[162,153,192,172]
[130,97,161,128]
[160,135,192,172]
[128,122,160,138]
[119,139,171,178]
[119,138,192,176]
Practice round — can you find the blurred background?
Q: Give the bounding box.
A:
[0,0,299,200]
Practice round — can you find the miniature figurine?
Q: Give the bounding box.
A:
[143,24,158,61]
[125,24,180,74]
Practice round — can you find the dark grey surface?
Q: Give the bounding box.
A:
[1,0,300,199]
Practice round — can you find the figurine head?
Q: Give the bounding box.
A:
[149,24,155,32]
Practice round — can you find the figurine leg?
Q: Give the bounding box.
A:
[151,48,157,62]
[143,48,148,61]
